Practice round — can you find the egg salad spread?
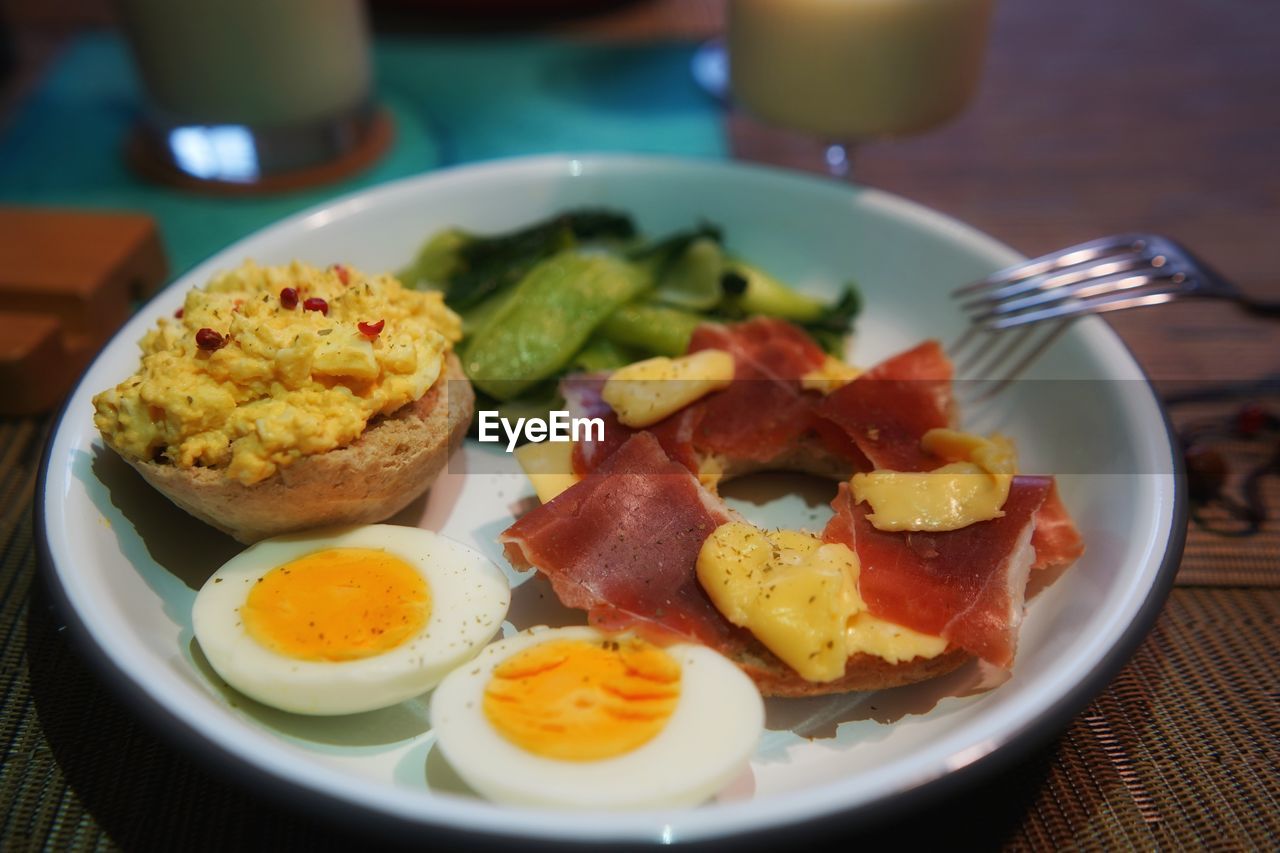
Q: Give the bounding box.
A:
[93,261,461,485]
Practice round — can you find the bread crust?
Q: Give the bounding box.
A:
[118,352,473,543]
[713,442,856,484]
[737,645,970,697]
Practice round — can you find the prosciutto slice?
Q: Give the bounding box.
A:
[502,432,746,651]
[817,340,954,471]
[823,477,1052,668]
[566,317,843,475]
[686,317,830,462]
[1031,481,1086,571]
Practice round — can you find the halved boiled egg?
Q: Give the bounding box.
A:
[430,625,764,809]
[192,524,510,715]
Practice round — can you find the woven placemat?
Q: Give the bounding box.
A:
[1169,395,1280,588]
[1177,444,1279,586]
[3,416,1277,850]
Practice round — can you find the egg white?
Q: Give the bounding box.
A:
[430,625,764,810]
[192,524,510,716]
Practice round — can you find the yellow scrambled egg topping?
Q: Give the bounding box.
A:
[93,260,461,485]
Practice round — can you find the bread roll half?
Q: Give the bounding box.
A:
[120,353,473,543]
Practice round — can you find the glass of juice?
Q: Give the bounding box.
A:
[728,0,995,178]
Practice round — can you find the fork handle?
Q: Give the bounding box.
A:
[1239,295,1280,317]
[1179,242,1280,318]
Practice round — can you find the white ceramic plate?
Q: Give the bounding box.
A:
[38,155,1183,846]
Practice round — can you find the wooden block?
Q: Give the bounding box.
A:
[0,208,167,338]
[0,207,168,415]
[0,311,80,415]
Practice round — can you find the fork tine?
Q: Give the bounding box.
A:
[986,283,1184,330]
[974,270,1179,320]
[957,320,1074,407]
[958,253,1153,311]
[952,233,1151,297]
[947,321,986,363]
[949,317,1020,365]
[960,325,1037,378]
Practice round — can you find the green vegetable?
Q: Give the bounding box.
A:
[399,228,466,289]
[717,262,862,355]
[463,251,647,400]
[457,287,516,338]
[600,303,702,357]
[626,222,722,283]
[572,335,642,372]
[800,284,862,334]
[720,260,829,322]
[650,236,725,310]
[400,209,636,308]
[789,285,863,355]
[404,212,864,413]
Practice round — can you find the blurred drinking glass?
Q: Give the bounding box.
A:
[728,0,995,179]
[118,0,381,188]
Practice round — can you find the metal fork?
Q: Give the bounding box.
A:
[949,233,1280,398]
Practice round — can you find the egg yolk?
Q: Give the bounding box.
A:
[241,548,430,662]
[483,638,681,761]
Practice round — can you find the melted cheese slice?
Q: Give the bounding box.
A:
[696,522,947,679]
[845,612,947,664]
[851,429,1017,532]
[697,523,860,682]
[514,440,580,503]
[800,354,862,395]
[602,349,734,427]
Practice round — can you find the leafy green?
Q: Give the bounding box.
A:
[462,250,646,400]
[599,303,703,358]
[649,236,726,311]
[401,209,636,309]
[717,260,828,322]
[402,210,865,411]
[572,335,643,373]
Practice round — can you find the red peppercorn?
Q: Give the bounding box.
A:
[358,319,385,338]
[333,264,350,285]
[303,297,329,315]
[280,287,299,309]
[1236,404,1270,436]
[195,328,226,351]
[174,307,184,319]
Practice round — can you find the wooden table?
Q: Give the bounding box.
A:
[2,0,1277,848]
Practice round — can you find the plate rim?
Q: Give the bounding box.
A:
[34,152,1187,845]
